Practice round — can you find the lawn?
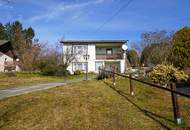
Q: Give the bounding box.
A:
[0,72,95,90]
[0,78,189,130]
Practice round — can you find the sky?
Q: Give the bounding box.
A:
[0,0,190,45]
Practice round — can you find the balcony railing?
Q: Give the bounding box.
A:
[96,53,123,60]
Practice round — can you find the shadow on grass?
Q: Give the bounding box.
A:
[103,81,174,130]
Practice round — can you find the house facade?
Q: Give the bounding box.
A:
[61,40,127,74]
[0,40,20,72]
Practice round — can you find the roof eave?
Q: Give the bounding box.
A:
[60,40,128,44]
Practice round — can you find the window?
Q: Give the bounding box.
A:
[95,61,104,71]
[73,45,87,55]
[106,49,113,55]
[73,62,87,71]
[77,63,83,70]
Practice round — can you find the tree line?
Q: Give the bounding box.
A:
[0,21,43,71]
[0,21,76,75]
[128,27,190,70]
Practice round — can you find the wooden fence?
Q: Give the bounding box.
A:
[99,67,190,124]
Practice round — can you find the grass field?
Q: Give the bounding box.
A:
[0,78,189,130]
[0,72,95,89]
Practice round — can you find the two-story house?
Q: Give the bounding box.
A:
[61,40,127,74]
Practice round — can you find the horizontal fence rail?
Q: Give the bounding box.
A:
[99,68,190,125]
[100,69,190,99]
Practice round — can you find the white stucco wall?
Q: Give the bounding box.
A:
[0,54,13,72]
[120,59,125,73]
[0,54,20,72]
[87,44,95,72]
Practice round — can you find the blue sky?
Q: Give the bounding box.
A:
[0,0,190,45]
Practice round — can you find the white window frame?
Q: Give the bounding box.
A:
[73,45,87,55]
[73,62,87,71]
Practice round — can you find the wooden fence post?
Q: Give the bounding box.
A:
[170,82,181,124]
[104,67,106,81]
[113,66,116,86]
[129,74,134,96]
[98,67,100,77]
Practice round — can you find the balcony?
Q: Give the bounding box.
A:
[96,53,123,60]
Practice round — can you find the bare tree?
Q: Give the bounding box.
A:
[62,47,79,69]
[21,42,45,71]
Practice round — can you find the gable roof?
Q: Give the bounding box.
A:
[0,40,17,59]
[0,40,9,46]
[0,51,12,59]
[60,40,128,44]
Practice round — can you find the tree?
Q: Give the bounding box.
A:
[63,47,79,69]
[170,27,190,68]
[21,43,44,71]
[127,49,140,67]
[23,27,35,48]
[0,21,42,71]
[141,43,171,66]
[140,30,172,48]
[0,23,7,40]
[139,30,173,66]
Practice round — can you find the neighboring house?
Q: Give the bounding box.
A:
[0,40,20,72]
[61,40,127,74]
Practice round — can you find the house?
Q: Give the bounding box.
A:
[61,40,128,74]
[0,40,20,72]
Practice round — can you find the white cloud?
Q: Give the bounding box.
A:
[0,0,13,9]
[28,0,109,22]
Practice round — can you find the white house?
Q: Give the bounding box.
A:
[61,40,127,74]
[0,40,20,72]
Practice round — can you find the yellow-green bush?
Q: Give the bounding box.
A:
[74,70,83,75]
[148,64,188,85]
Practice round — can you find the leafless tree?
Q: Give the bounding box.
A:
[62,46,80,69]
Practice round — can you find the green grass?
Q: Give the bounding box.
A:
[0,72,95,89]
[0,78,189,130]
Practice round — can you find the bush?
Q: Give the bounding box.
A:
[5,72,17,77]
[74,70,83,75]
[35,58,71,76]
[41,64,57,76]
[97,71,112,80]
[148,64,188,85]
[55,65,71,76]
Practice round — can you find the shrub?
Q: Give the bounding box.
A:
[35,58,71,76]
[5,72,17,77]
[41,65,56,76]
[97,70,112,80]
[74,70,83,75]
[148,64,188,85]
[55,65,71,76]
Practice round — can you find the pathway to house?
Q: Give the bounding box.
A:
[0,77,95,99]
